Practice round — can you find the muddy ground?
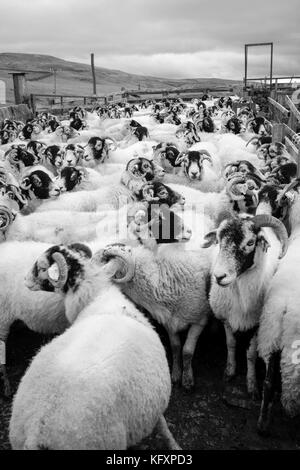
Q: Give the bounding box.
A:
[0,319,299,450]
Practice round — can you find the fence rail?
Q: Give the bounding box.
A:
[30,93,108,114]
[268,93,300,161]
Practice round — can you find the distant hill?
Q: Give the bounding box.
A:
[0,53,243,104]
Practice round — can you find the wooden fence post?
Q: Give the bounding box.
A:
[272,123,284,143]
[11,73,27,104]
[30,94,37,115]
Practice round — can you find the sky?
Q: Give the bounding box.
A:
[1,0,299,79]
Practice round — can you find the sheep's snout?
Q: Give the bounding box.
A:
[214,272,230,286]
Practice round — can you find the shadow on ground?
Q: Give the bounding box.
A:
[1,319,299,450]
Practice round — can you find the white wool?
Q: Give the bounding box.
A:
[9,261,172,450]
[257,196,300,416]
[0,211,108,244]
[0,241,67,344]
[210,227,281,332]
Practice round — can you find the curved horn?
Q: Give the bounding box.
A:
[226,176,247,200]
[20,177,32,191]
[141,183,160,202]
[101,244,135,284]
[252,214,288,258]
[7,149,20,165]
[277,180,300,207]
[49,252,69,288]
[174,152,187,166]
[246,118,255,126]
[199,150,213,164]
[103,136,118,150]
[246,136,259,147]
[9,184,28,206]
[0,205,14,230]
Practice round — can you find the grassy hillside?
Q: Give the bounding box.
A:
[0,53,243,104]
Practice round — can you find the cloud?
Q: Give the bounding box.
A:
[0,0,299,78]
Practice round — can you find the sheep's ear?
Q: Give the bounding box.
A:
[78,167,88,180]
[202,231,217,248]
[175,153,188,166]
[47,262,60,282]
[68,243,92,259]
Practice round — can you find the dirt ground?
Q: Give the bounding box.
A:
[1,319,299,450]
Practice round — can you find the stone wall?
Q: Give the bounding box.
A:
[0,104,33,123]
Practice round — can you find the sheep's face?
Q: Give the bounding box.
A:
[6,145,36,169]
[127,157,164,181]
[257,185,284,219]
[203,216,261,286]
[139,182,185,207]
[48,119,60,133]
[21,169,62,199]
[0,182,27,210]
[153,144,181,172]
[202,117,214,133]
[62,144,84,168]
[257,144,271,162]
[177,151,212,181]
[45,145,65,168]
[84,137,105,162]
[25,244,93,294]
[248,118,268,136]
[226,118,241,134]
[27,141,46,164]
[20,124,33,139]
[182,153,201,180]
[59,166,86,191]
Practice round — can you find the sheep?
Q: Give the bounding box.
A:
[42,143,85,175]
[214,134,262,169]
[80,136,117,167]
[108,140,157,165]
[0,240,71,396]
[18,166,64,214]
[0,198,108,244]
[256,182,300,434]
[163,150,225,193]
[202,213,288,398]
[36,157,165,213]
[9,244,180,450]
[93,238,213,390]
[58,166,123,192]
[152,142,183,174]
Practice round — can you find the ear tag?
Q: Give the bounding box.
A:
[48,262,59,281]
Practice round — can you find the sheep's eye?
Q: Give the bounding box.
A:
[247,240,255,247]
[158,189,168,198]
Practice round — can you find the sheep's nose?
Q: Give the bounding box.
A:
[215,273,227,285]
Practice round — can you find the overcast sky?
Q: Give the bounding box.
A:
[1,0,299,79]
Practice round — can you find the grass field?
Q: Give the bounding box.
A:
[0,53,243,104]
